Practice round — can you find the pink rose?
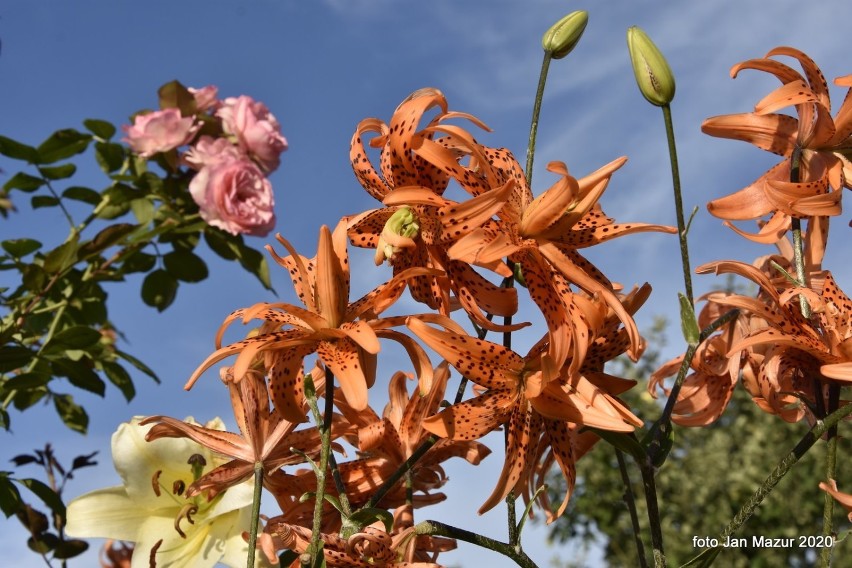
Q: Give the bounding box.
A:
[188,85,220,112]
[122,108,199,158]
[182,135,242,170]
[189,157,276,237]
[216,95,288,173]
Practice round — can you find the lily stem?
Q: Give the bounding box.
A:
[246,461,263,568]
[324,367,351,517]
[684,401,852,567]
[639,457,666,567]
[661,104,693,306]
[616,449,648,568]
[415,520,538,568]
[525,51,553,190]
[363,434,437,510]
[304,374,332,567]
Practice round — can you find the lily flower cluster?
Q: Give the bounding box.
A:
[123,83,288,236]
[648,47,852,511]
[67,84,676,566]
[652,47,852,424]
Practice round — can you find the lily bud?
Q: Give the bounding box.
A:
[375,207,419,265]
[542,11,589,59]
[626,26,675,106]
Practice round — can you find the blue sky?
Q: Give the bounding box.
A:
[3,1,852,566]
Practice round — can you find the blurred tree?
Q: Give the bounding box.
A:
[543,317,852,567]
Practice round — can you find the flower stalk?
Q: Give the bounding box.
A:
[246,461,263,568]
[414,520,538,568]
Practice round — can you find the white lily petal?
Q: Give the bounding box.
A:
[65,486,148,541]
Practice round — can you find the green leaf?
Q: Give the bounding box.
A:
[2,238,42,258]
[52,539,89,560]
[21,264,48,292]
[8,372,51,391]
[679,292,700,346]
[53,394,88,434]
[96,184,138,220]
[158,80,197,116]
[39,163,76,180]
[3,172,43,193]
[102,361,135,401]
[83,119,116,140]
[78,223,137,259]
[130,198,155,225]
[141,269,178,311]
[13,388,47,411]
[17,478,66,520]
[235,241,273,290]
[163,249,209,282]
[0,135,38,162]
[121,251,156,274]
[341,507,394,539]
[35,129,91,164]
[51,359,104,396]
[0,475,23,517]
[94,141,125,173]
[204,229,238,260]
[42,236,79,274]
[27,532,59,554]
[31,195,61,209]
[62,186,101,205]
[43,326,102,352]
[116,349,160,384]
[0,346,33,373]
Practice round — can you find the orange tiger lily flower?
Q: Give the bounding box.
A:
[697,260,852,420]
[340,365,490,507]
[142,366,348,499]
[703,47,852,242]
[185,220,436,422]
[260,520,445,568]
[347,88,524,331]
[448,159,674,372]
[407,317,641,515]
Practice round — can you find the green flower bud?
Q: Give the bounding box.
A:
[542,11,589,59]
[375,207,420,265]
[626,26,675,106]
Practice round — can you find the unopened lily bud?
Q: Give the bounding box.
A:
[542,11,589,59]
[375,207,419,265]
[626,26,675,106]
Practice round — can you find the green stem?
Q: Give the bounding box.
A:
[639,458,666,567]
[304,375,332,566]
[683,401,852,567]
[363,434,438,509]
[820,382,841,568]
[616,450,648,568]
[525,52,553,190]
[661,104,693,306]
[246,462,263,568]
[323,368,351,518]
[415,520,538,568]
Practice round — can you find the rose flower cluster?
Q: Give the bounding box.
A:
[68,87,674,567]
[123,84,287,236]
